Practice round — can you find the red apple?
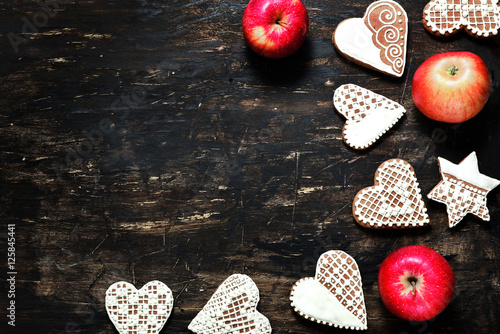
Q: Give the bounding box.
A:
[412,51,491,123]
[242,0,309,59]
[378,245,455,322]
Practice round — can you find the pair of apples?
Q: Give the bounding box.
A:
[242,0,492,123]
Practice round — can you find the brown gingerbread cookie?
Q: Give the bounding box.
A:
[333,84,406,150]
[423,0,500,38]
[333,0,408,77]
[428,151,500,228]
[290,250,367,330]
[353,159,430,229]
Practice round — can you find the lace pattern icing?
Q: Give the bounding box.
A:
[333,84,406,149]
[188,274,272,334]
[353,159,430,228]
[427,152,500,227]
[365,1,408,75]
[428,174,490,227]
[424,0,500,37]
[316,251,367,329]
[105,281,173,334]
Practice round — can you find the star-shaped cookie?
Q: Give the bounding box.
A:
[428,152,500,228]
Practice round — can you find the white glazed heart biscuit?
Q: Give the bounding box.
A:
[188,274,272,334]
[353,159,430,229]
[423,0,500,38]
[290,250,367,330]
[333,0,408,77]
[428,151,500,228]
[105,280,173,334]
[333,84,405,150]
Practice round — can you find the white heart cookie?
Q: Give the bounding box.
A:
[333,84,405,150]
[290,250,367,330]
[105,280,173,334]
[333,0,408,77]
[188,274,272,334]
[353,159,430,228]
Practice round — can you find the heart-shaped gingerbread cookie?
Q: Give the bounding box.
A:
[188,274,272,334]
[290,250,367,330]
[105,280,173,334]
[333,84,405,150]
[333,0,408,77]
[353,159,430,228]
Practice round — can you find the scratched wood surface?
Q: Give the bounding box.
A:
[1,0,500,333]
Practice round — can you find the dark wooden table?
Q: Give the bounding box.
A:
[1,1,500,333]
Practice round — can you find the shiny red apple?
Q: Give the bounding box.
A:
[242,0,309,59]
[412,51,491,123]
[378,245,455,322]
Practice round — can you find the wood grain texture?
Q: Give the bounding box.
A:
[1,0,499,333]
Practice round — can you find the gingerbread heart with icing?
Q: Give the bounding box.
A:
[353,159,430,229]
[333,84,406,150]
[188,274,272,334]
[105,280,173,334]
[423,0,500,38]
[333,0,408,77]
[290,250,367,330]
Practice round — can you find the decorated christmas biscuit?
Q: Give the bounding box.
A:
[333,84,405,150]
[290,250,367,330]
[353,159,430,229]
[332,0,408,77]
[423,0,500,38]
[428,151,500,228]
[105,280,173,334]
[188,274,271,334]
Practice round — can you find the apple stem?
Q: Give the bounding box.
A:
[276,20,290,27]
[411,281,417,296]
[447,65,459,76]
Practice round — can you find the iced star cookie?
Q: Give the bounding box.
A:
[188,274,272,334]
[290,250,367,330]
[333,84,406,150]
[428,152,500,228]
[332,0,408,77]
[353,159,430,229]
[423,0,500,38]
[105,280,173,334]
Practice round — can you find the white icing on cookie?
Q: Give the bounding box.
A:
[428,151,500,227]
[188,274,272,334]
[333,84,406,150]
[334,18,395,75]
[105,281,173,334]
[438,151,499,190]
[290,250,367,330]
[423,0,500,37]
[333,0,408,77]
[353,159,430,228]
[291,279,363,328]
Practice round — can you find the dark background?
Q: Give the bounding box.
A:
[1,0,499,333]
